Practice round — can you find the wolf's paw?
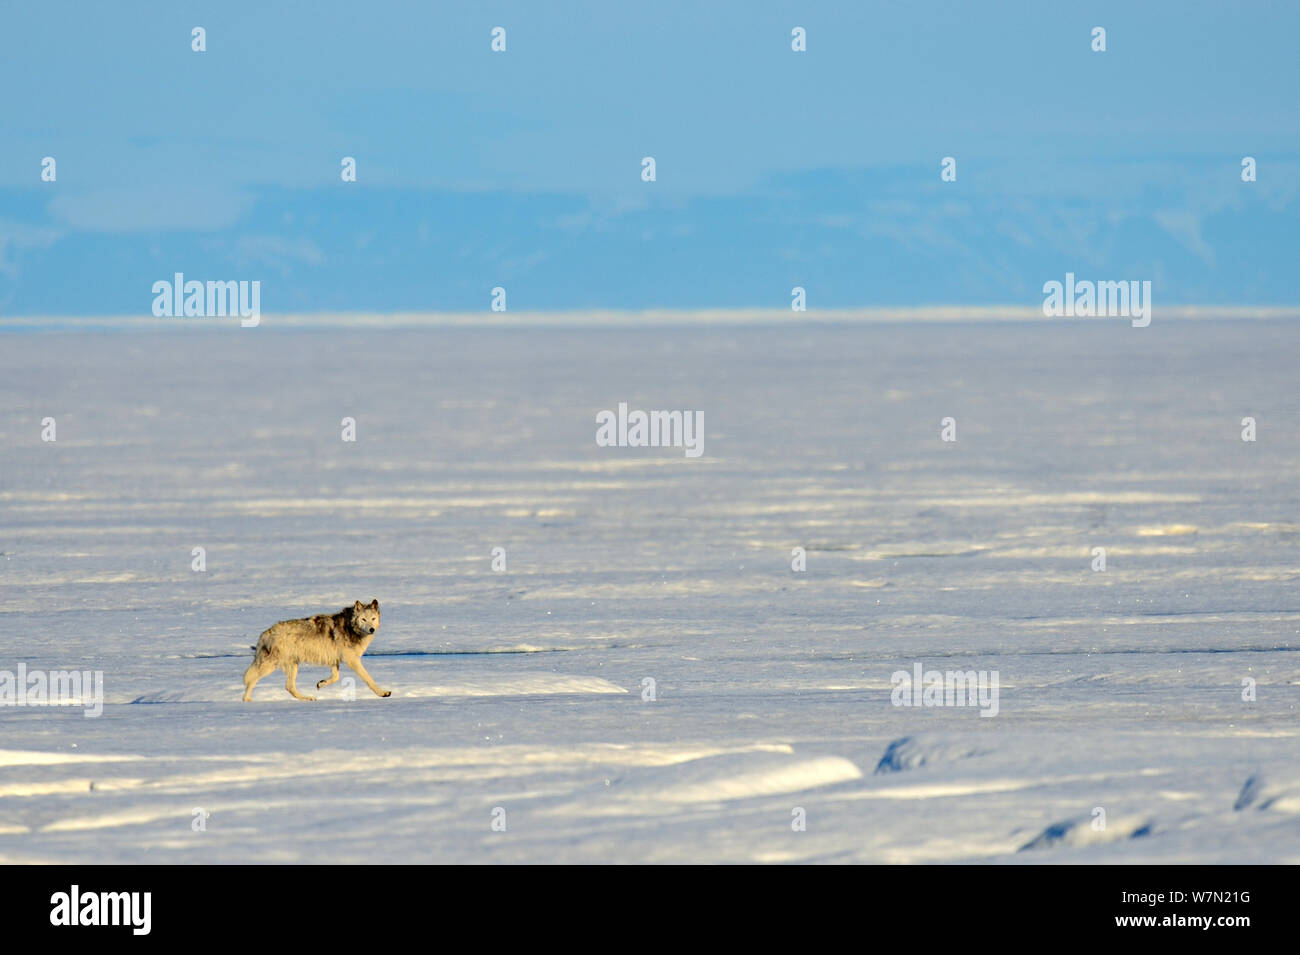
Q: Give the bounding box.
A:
[299,695,316,702]
[315,680,328,689]
[380,690,392,698]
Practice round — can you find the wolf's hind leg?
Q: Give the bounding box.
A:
[283,662,315,701]
[316,665,340,690]
[243,657,276,701]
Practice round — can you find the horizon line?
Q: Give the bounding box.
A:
[3,305,1299,332]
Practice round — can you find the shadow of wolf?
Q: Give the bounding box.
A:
[244,599,390,701]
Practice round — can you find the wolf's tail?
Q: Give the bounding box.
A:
[249,631,273,662]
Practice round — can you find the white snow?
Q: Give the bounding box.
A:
[1,317,1297,862]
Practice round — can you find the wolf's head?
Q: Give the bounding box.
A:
[350,598,380,636]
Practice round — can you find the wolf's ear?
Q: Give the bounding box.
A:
[370,599,379,610]
[354,600,363,611]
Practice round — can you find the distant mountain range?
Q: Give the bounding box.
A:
[2,161,1295,316]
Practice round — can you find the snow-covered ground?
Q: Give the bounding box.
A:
[1,316,1297,863]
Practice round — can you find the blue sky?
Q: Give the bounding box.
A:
[2,0,1297,314]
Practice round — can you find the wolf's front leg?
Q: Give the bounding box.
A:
[343,652,391,698]
[316,664,340,690]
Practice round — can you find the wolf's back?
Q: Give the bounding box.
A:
[257,615,344,666]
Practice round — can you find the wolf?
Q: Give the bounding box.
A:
[243,599,391,701]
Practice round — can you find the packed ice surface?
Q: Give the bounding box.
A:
[0,317,1297,863]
